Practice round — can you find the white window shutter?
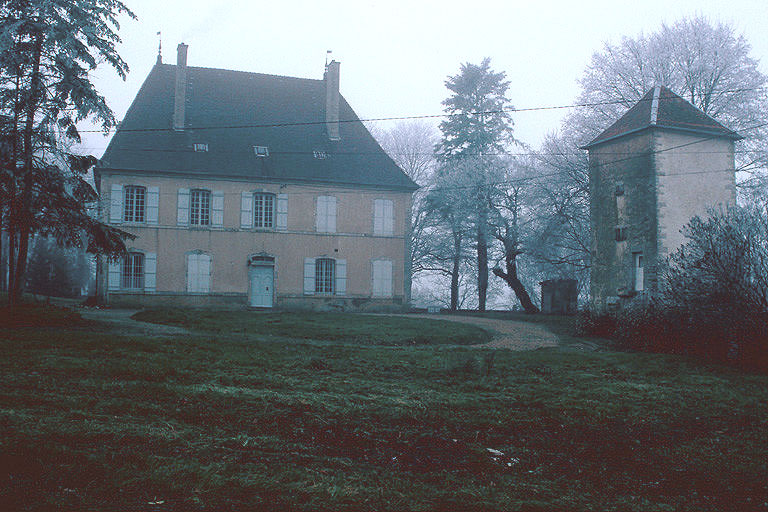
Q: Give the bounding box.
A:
[384,200,394,235]
[316,196,326,232]
[335,258,346,296]
[373,199,383,235]
[108,260,121,290]
[241,191,254,228]
[110,184,123,224]
[177,188,190,225]
[144,252,157,292]
[276,193,288,231]
[328,196,337,233]
[383,260,393,297]
[186,253,197,292]
[303,257,316,295]
[146,186,159,225]
[200,254,211,293]
[372,260,393,297]
[212,190,224,227]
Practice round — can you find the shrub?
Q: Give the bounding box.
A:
[575,309,617,337]
[600,206,768,371]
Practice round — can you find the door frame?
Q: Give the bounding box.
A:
[247,253,276,308]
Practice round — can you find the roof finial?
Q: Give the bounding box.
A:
[156,31,162,64]
[325,50,332,69]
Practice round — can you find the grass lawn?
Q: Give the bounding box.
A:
[1,306,767,511]
[132,309,493,346]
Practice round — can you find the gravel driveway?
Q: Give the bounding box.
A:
[394,314,560,350]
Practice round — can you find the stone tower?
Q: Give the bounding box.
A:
[582,86,741,311]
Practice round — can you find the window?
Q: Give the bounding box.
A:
[615,226,627,242]
[374,199,394,236]
[254,146,269,157]
[372,260,393,297]
[316,195,337,233]
[254,193,275,228]
[187,253,211,293]
[315,258,335,294]
[121,252,144,289]
[634,253,645,292]
[313,150,329,159]
[123,186,146,223]
[193,143,208,152]
[190,189,211,226]
[615,181,625,196]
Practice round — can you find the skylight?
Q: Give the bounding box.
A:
[254,146,269,157]
[193,143,208,152]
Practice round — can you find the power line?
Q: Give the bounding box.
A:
[77,146,766,157]
[424,120,768,193]
[75,85,768,134]
[89,120,768,197]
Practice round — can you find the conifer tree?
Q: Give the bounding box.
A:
[0,0,135,306]
[435,58,514,311]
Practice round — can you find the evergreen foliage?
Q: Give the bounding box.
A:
[0,0,136,306]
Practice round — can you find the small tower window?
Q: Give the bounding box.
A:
[254,146,269,157]
[193,143,208,152]
[615,226,627,242]
[634,253,645,292]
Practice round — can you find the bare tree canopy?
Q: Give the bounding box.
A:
[573,16,767,174]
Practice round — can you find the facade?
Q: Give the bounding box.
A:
[95,44,417,309]
[583,86,741,311]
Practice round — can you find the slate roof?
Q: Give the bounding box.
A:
[97,63,417,191]
[582,86,742,149]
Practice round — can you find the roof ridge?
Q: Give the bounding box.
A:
[649,86,660,125]
[157,62,323,83]
[582,85,742,149]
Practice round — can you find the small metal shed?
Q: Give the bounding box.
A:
[540,279,578,315]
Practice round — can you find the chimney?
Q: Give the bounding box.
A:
[324,60,340,141]
[173,43,188,131]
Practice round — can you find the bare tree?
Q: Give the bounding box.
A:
[423,160,475,310]
[575,16,767,184]
[375,121,439,303]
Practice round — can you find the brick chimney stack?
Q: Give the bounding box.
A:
[173,43,188,131]
[325,60,340,141]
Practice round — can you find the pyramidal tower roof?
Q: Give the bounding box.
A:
[582,86,742,149]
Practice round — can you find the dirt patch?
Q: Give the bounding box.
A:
[79,308,193,338]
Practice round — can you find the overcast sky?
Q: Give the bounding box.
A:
[78,0,768,157]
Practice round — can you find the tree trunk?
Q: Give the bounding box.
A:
[9,34,43,308]
[477,210,488,312]
[450,230,462,311]
[493,251,539,314]
[0,209,4,293]
[9,228,29,306]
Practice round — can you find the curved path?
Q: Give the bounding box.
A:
[81,308,566,351]
[399,314,560,350]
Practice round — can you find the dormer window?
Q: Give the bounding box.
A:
[615,181,625,196]
[254,146,269,157]
[194,143,208,152]
[313,150,329,159]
